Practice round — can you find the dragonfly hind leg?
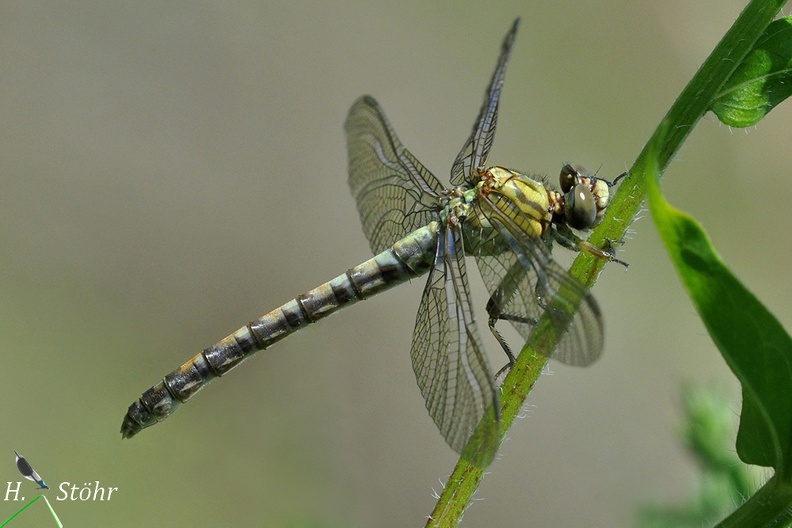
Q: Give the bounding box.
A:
[486,289,538,379]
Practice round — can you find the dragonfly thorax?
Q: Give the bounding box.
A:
[473,166,554,239]
[467,164,615,245]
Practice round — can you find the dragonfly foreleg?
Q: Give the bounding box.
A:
[552,224,629,268]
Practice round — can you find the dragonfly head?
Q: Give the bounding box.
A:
[558,164,612,230]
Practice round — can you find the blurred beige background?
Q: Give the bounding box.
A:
[1,1,788,526]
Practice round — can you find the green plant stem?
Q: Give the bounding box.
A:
[426,1,787,526]
[426,351,548,527]
[716,474,792,527]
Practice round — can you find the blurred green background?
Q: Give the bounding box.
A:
[1,1,788,526]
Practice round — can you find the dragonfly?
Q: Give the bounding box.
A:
[121,18,623,466]
[14,450,49,490]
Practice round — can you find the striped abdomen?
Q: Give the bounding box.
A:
[121,222,440,438]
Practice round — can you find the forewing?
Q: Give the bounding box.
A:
[16,457,34,479]
[473,215,604,366]
[450,18,520,186]
[411,225,500,464]
[345,96,445,254]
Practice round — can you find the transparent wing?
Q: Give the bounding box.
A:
[411,224,500,464]
[345,95,445,254]
[450,18,520,187]
[471,203,604,366]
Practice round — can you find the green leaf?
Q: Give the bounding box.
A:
[711,16,792,127]
[645,130,792,475]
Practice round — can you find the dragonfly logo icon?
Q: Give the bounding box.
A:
[14,450,48,490]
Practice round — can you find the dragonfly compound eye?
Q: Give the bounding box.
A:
[558,163,593,194]
[565,184,597,230]
[559,164,576,193]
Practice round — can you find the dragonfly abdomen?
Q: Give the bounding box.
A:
[120,222,440,438]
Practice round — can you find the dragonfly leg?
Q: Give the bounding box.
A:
[486,289,540,378]
[486,292,516,367]
[603,237,628,265]
[553,225,629,268]
[608,171,629,187]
